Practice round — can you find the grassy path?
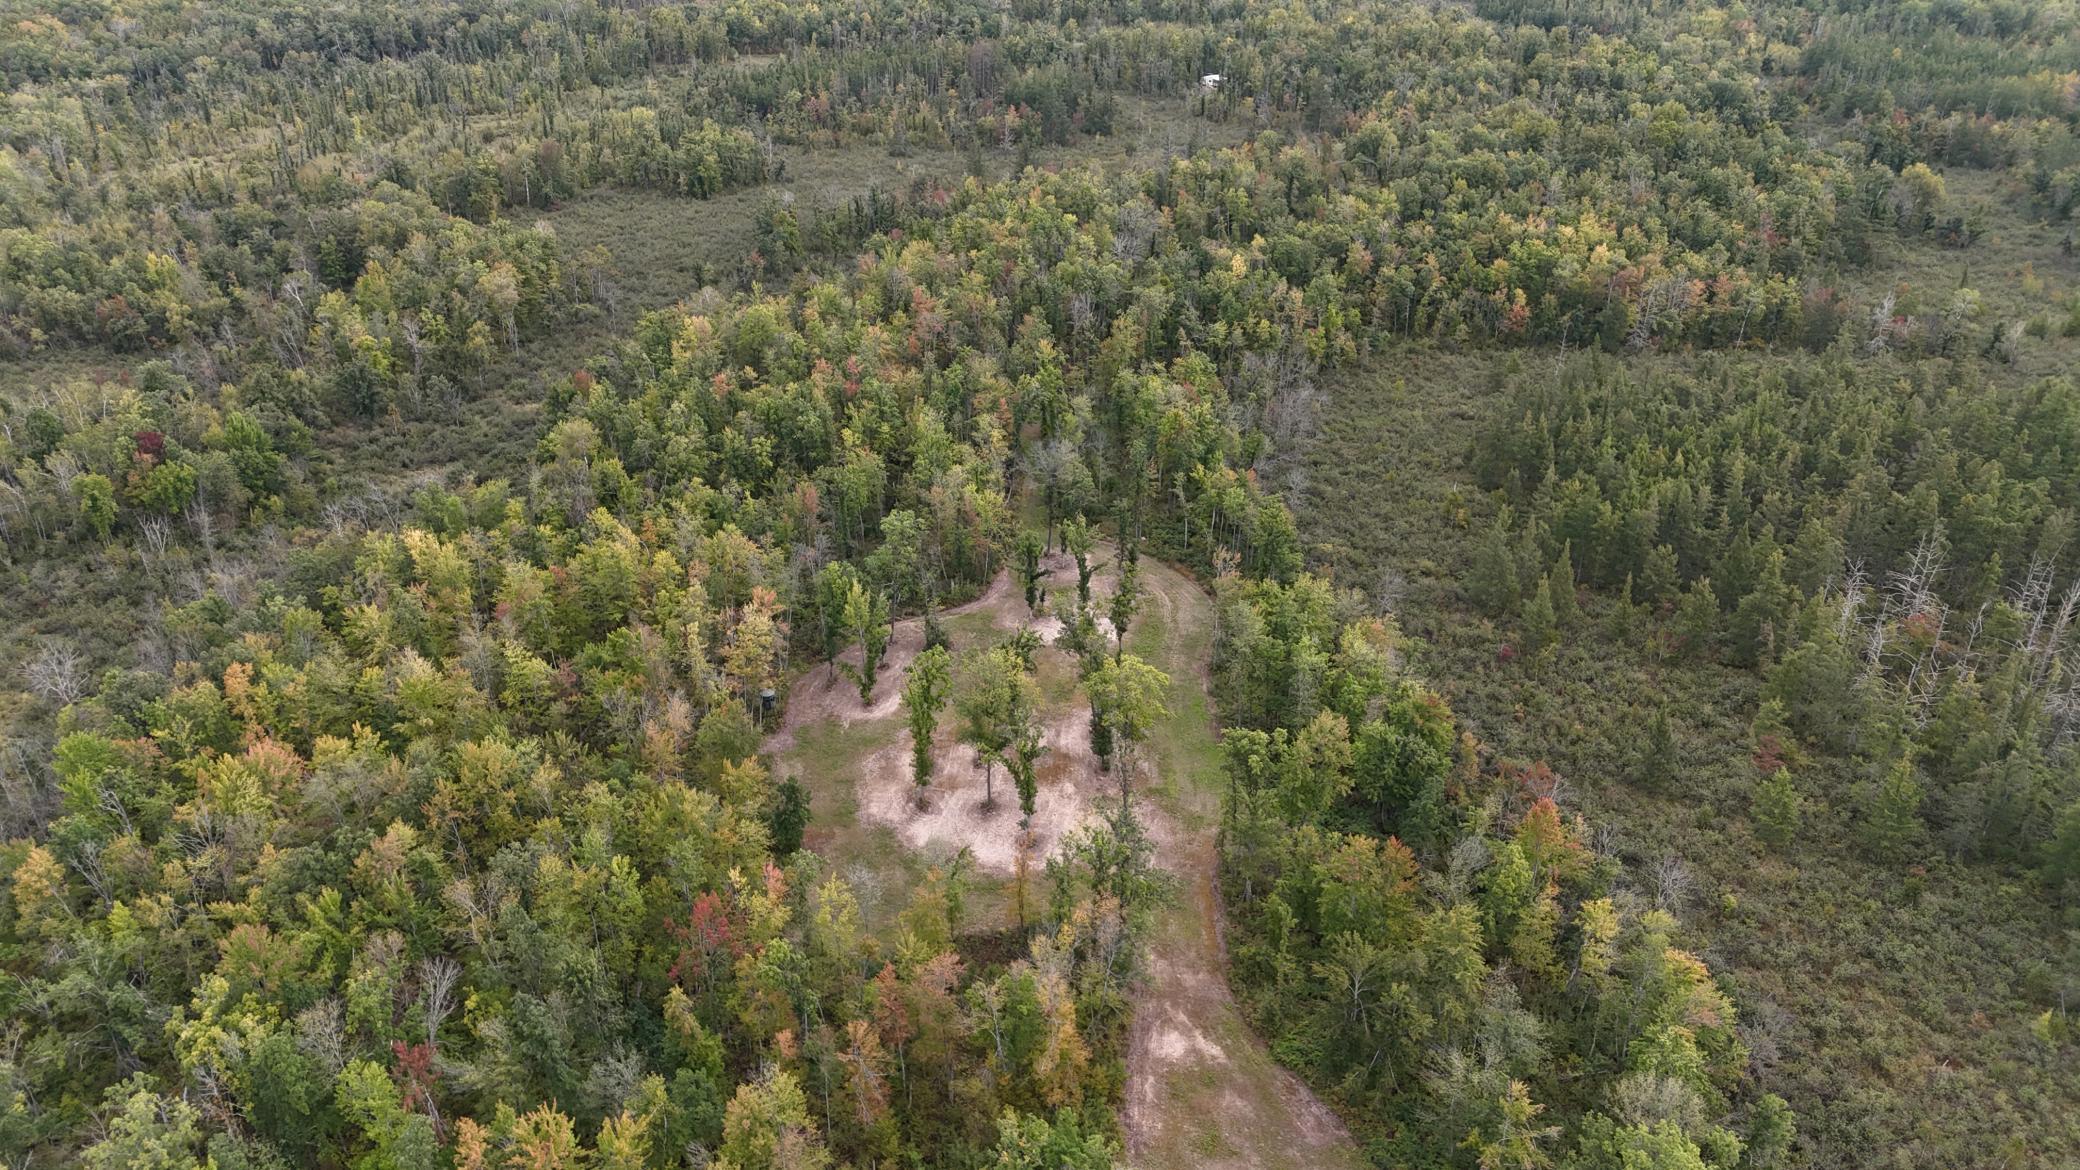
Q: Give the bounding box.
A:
[1118,556,1366,1170]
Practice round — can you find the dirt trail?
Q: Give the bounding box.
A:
[1119,556,1367,1170]
[766,551,1363,1170]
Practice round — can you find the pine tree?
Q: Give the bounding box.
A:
[1729,550,1793,667]
[1515,524,1547,601]
[1549,540,1579,627]
[2042,799,2080,890]
[1634,706,1678,791]
[1674,577,1720,660]
[1752,768,1801,851]
[1745,1094,1797,1170]
[1640,542,1681,607]
[1470,513,1521,616]
[1610,572,1637,641]
[1749,696,1801,774]
[1861,756,1925,863]
[1787,514,1844,596]
[1521,575,1557,655]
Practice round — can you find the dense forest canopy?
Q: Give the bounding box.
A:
[3,0,2079,1166]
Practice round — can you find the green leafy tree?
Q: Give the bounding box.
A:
[1061,515,1097,606]
[1567,1116,1708,1170]
[334,1060,438,1170]
[1016,529,1046,614]
[903,644,953,798]
[1010,721,1046,828]
[82,1077,205,1170]
[813,562,861,677]
[988,1109,1120,1169]
[1085,653,1171,792]
[956,647,1036,809]
[714,1070,829,1170]
[1108,558,1141,662]
[841,581,892,704]
[1464,1079,1558,1170]
[136,459,198,515]
[77,472,117,540]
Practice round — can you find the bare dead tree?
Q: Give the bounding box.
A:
[419,956,463,1045]
[185,494,216,560]
[2015,556,2057,658]
[0,736,52,836]
[44,449,80,496]
[1890,531,1947,622]
[138,516,171,563]
[1836,559,1869,641]
[25,642,88,707]
[2034,576,2080,695]
[295,999,348,1075]
[1627,277,1692,350]
[1865,291,1899,355]
[1649,854,1698,916]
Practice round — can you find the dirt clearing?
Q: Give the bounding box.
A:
[765,547,1364,1170]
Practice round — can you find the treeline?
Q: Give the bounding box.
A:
[1212,571,1793,1169]
[7,0,2003,371]
[1468,352,2080,879]
[1472,354,2080,619]
[0,364,306,547]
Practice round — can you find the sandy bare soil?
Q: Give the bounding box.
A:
[851,711,1116,873]
[763,565,1027,753]
[766,548,1363,1170]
